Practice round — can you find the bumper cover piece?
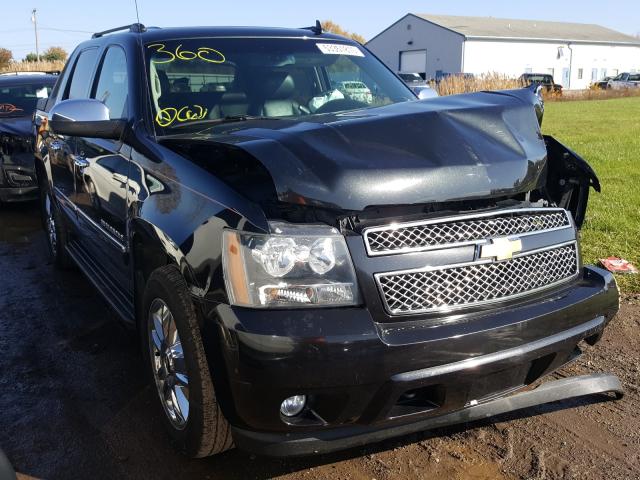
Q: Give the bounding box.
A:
[232,372,623,457]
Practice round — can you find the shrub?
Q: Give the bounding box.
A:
[42,46,68,62]
[435,72,524,96]
[0,59,66,74]
[0,48,13,70]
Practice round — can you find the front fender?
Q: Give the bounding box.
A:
[544,135,600,229]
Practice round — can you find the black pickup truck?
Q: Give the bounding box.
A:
[519,73,563,94]
[34,23,621,458]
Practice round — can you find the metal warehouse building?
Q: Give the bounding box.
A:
[366,14,640,89]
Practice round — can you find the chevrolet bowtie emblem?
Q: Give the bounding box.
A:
[480,237,523,261]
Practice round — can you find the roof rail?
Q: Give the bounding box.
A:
[301,20,323,35]
[92,23,146,38]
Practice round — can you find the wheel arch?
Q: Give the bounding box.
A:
[130,217,241,427]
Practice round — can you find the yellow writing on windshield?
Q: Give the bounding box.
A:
[156,105,208,127]
[148,43,226,64]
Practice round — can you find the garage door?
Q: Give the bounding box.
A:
[400,50,427,73]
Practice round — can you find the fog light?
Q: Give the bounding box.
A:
[280,395,306,417]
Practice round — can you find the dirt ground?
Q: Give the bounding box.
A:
[1,202,639,480]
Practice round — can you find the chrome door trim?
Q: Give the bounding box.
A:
[53,186,127,253]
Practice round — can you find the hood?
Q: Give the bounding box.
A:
[0,116,32,137]
[162,89,547,211]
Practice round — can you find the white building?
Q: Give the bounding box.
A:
[366,14,640,89]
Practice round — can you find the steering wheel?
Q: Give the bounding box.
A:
[314,98,367,114]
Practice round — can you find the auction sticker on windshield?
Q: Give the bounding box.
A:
[316,43,364,57]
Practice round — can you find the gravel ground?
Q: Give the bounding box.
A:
[1,202,638,480]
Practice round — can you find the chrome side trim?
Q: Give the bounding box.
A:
[363,207,573,257]
[393,316,604,382]
[374,241,580,316]
[53,186,127,253]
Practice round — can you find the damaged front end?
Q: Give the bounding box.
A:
[0,118,39,202]
[160,87,598,231]
[160,86,621,453]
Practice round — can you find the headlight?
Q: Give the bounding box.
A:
[222,222,360,308]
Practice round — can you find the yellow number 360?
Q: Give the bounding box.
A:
[148,43,226,64]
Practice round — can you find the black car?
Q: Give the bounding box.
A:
[34,23,621,458]
[519,73,563,94]
[0,74,56,202]
[593,76,613,89]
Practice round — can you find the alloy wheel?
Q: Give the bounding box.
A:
[148,298,190,430]
[44,193,57,255]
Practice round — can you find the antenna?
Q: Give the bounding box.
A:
[134,0,141,24]
[301,20,323,35]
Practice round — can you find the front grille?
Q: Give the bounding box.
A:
[376,242,579,315]
[364,209,571,256]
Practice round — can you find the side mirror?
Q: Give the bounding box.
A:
[417,87,438,100]
[49,99,126,140]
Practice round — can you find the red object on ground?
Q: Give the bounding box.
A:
[599,257,638,274]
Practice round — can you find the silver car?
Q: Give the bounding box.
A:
[608,73,640,89]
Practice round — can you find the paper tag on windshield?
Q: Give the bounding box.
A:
[316,43,364,57]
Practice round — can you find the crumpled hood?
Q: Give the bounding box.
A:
[164,89,547,211]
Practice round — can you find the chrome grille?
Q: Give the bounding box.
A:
[376,243,579,315]
[364,209,571,256]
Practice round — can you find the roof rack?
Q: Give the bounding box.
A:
[302,20,323,35]
[92,23,146,38]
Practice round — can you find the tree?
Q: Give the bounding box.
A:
[0,48,13,70]
[42,46,68,62]
[24,52,39,62]
[321,20,366,44]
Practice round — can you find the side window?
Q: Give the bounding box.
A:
[66,48,99,99]
[93,46,129,119]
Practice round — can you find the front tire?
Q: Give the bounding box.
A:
[141,265,233,457]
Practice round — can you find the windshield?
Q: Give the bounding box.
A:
[398,73,423,83]
[0,83,51,117]
[145,37,415,134]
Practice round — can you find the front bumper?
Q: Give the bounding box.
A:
[233,373,623,456]
[206,265,620,455]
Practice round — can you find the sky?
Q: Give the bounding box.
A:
[1,0,638,60]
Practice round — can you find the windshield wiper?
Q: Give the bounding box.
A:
[171,115,275,129]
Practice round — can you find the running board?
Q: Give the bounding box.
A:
[232,373,624,457]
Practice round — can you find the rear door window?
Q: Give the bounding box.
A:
[66,48,99,99]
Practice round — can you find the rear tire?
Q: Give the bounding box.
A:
[40,181,72,269]
[141,265,233,457]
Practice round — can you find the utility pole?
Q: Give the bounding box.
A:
[31,8,40,61]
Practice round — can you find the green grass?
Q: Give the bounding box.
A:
[543,97,640,293]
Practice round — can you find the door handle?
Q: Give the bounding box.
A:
[74,157,89,169]
[112,172,127,184]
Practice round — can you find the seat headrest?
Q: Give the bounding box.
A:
[258,72,296,100]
